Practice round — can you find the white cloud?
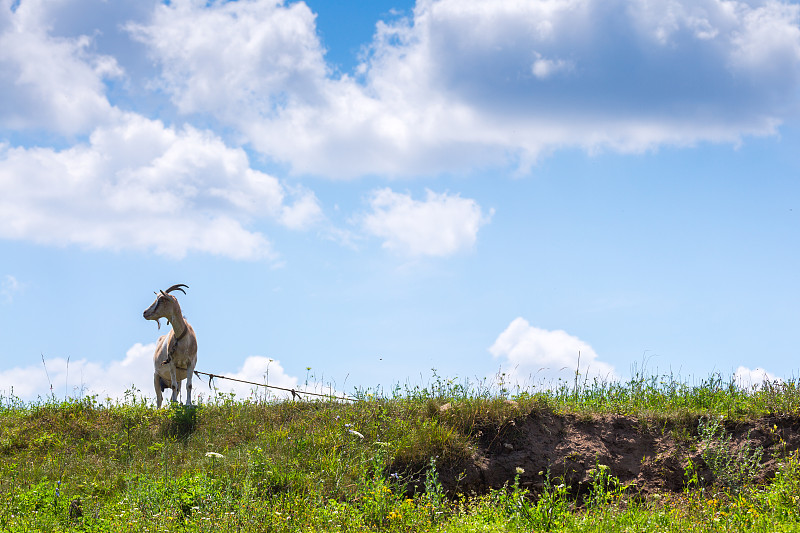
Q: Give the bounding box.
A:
[0,113,322,259]
[489,317,617,387]
[360,188,492,257]
[126,0,326,119]
[733,366,782,390]
[279,186,324,230]
[196,356,343,401]
[531,53,573,80]
[0,0,121,135]
[209,356,298,401]
[126,0,800,178]
[1,274,20,303]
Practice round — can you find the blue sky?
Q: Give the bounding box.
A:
[1,0,799,403]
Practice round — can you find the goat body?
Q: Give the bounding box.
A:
[143,284,198,408]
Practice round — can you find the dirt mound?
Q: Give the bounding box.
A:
[417,411,800,497]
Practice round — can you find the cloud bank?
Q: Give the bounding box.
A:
[0,344,308,403]
[1,0,799,257]
[129,0,800,177]
[0,113,320,259]
[0,343,156,402]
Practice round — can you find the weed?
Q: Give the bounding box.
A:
[586,463,626,508]
[163,403,200,441]
[420,456,447,523]
[684,457,700,492]
[532,472,572,531]
[698,416,763,494]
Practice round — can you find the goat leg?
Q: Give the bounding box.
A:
[154,374,164,408]
[169,365,179,403]
[185,360,195,406]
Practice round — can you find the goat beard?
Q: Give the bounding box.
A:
[153,318,171,330]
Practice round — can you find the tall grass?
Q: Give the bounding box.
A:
[1,372,800,531]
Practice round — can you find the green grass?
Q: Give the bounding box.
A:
[2,372,800,531]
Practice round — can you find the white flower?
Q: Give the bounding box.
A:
[348,429,364,439]
[205,452,224,458]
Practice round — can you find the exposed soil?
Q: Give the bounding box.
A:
[401,411,800,497]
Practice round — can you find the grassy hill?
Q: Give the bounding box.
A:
[2,373,800,531]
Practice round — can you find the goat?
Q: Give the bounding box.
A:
[142,284,198,408]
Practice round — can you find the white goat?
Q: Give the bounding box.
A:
[142,284,198,408]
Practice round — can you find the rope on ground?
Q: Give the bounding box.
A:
[193,370,357,402]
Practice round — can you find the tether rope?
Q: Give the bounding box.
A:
[193,370,357,402]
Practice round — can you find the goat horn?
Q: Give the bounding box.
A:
[165,284,188,294]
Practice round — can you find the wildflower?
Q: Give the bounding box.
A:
[390,472,400,480]
[348,429,364,439]
[516,467,525,475]
[205,451,225,458]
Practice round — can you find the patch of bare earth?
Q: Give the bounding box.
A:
[412,411,800,497]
